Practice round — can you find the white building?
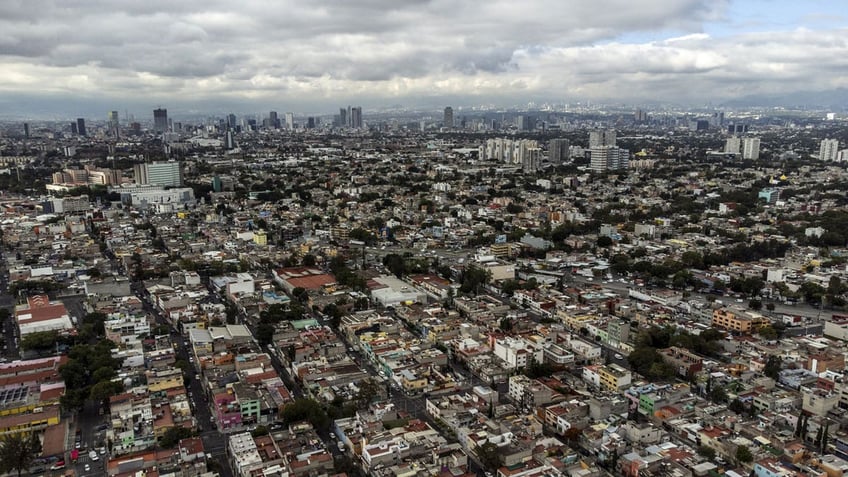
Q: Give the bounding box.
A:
[15,295,74,336]
[820,139,840,161]
[228,432,262,477]
[742,137,760,160]
[493,337,542,369]
[725,136,741,154]
[590,146,629,172]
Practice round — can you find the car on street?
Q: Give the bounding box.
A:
[50,461,65,470]
[614,354,624,360]
[84,464,90,472]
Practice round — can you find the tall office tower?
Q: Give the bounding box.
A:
[443,107,454,128]
[820,139,840,161]
[285,112,294,130]
[725,136,741,154]
[742,137,760,160]
[634,109,648,123]
[589,129,616,148]
[548,138,570,164]
[269,111,279,129]
[70,122,78,135]
[350,107,362,128]
[133,161,183,187]
[23,123,29,139]
[514,139,539,165]
[227,114,237,130]
[521,147,542,173]
[307,117,315,129]
[710,112,725,127]
[76,118,87,136]
[153,108,168,133]
[590,146,629,172]
[108,111,120,139]
[225,130,235,149]
[516,115,532,131]
[339,108,348,127]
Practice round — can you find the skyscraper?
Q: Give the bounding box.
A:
[285,112,294,130]
[76,118,87,136]
[548,138,570,164]
[225,130,236,149]
[589,129,616,148]
[108,111,120,139]
[339,108,348,128]
[269,111,279,129]
[227,114,237,130]
[350,107,362,129]
[820,139,839,161]
[153,108,168,133]
[521,147,542,173]
[443,107,454,128]
[742,137,760,160]
[23,123,29,139]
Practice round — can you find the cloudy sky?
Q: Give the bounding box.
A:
[1,0,846,117]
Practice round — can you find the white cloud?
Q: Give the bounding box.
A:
[0,0,843,112]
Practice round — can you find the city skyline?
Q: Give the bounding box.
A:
[1,0,847,117]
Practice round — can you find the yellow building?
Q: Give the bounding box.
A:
[712,307,768,333]
[558,313,597,331]
[0,405,60,435]
[400,371,428,394]
[145,369,184,393]
[253,230,267,246]
[598,364,632,392]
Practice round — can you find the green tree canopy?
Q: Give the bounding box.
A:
[0,433,40,477]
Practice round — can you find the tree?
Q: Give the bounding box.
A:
[281,399,330,430]
[302,254,317,266]
[383,254,406,278]
[20,331,60,351]
[758,325,777,340]
[728,399,746,414]
[460,266,492,294]
[0,433,39,477]
[159,426,193,448]
[748,299,763,310]
[475,442,503,471]
[763,355,782,380]
[735,445,753,463]
[697,445,716,460]
[255,323,275,347]
[709,385,728,404]
[596,235,613,247]
[90,380,123,403]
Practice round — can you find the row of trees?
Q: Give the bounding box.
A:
[59,340,124,410]
[627,326,724,381]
